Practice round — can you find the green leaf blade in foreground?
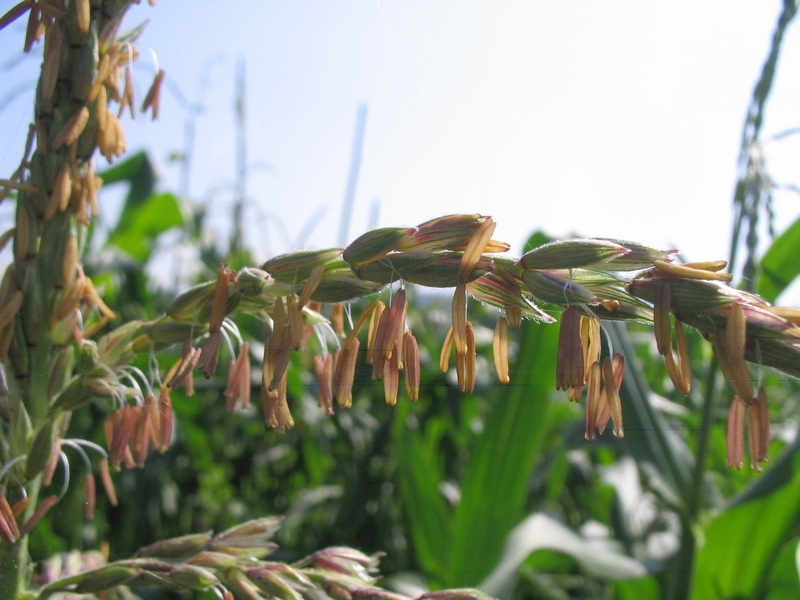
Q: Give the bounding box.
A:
[607,322,694,503]
[479,513,646,598]
[758,214,800,303]
[393,404,454,584]
[691,437,800,599]
[447,320,560,587]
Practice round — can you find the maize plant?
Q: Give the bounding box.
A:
[2,1,800,599]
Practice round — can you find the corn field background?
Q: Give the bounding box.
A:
[2,2,800,600]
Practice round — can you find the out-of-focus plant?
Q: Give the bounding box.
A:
[3,1,800,600]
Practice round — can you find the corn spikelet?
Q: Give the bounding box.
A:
[41,22,61,104]
[53,106,90,150]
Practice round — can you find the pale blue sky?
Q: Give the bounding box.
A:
[2,1,800,295]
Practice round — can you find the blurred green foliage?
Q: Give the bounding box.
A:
[27,128,800,600]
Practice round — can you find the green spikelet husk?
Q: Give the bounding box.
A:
[522,270,596,306]
[519,238,629,270]
[134,531,213,560]
[343,227,414,267]
[628,277,739,311]
[261,248,343,283]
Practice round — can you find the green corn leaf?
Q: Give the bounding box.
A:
[479,513,646,597]
[691,436,800,599]
[759,215,800,303]
[606,322,694,503]
[97,151,156,206]
[393,402,453,584]
[447,320,559,587]
[107,192,184,262]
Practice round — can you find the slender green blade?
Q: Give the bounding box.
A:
[759,215,800,302]
[691,437,800,599]
[393,403,453,583]
[447,320,559,586]
[480,513,646,597]
[607,322,694,502]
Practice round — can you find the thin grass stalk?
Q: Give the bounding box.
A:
[668,359,718,600]
[729,1,797,287]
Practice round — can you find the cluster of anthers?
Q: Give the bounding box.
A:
[0,436,118,544]
[6,212,800,542]
[91,213,796,475]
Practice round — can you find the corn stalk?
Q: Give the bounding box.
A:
[0,0,160,596]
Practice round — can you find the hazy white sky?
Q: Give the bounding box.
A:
[2,1,800,291]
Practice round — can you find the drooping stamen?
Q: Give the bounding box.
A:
[268,331,293,392]
[158,388,173,452]
[585,361,602,441]
[332,303,345,339]
[493,316,510,384]
[131,405,152,468]
[109,404,137,469]
[726,397,745,470]
[224,342,251,412]
[580,315,601,383]
[82,471,96,521]
[141,69,165,120]
[556,308,583,391]
[383,350,400,406]
[383,289,407,361]
[0,494,19,543]
[371,307,391,381]
[20,495,58,536]
[712,326,754,403]
[10,498,29,520]
[201,264,234,377]
[749,387,770,470]
[333,338,360,408]
[314,354,334,415]
[452,283,468,356]
[99,458,118,506]
[603,354,625,438]
[143,392,161,446]
[674,319,692,395]
[653,280,671,356]
[464,321,477,395]
[287,294,304,350]
[653,281,692,396]
[365,301,386,366]
[403,331,420,402]
[166,337,202,394]
[42,437,62,487]
[440,326,455,373]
